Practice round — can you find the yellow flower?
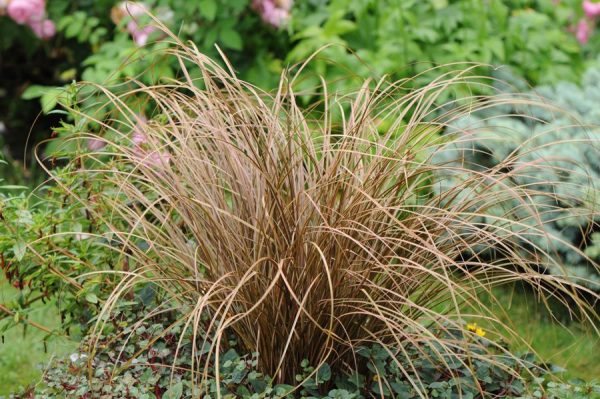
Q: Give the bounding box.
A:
[466,322,486,337]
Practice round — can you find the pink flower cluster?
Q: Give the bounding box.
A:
[111,1,172,46]
[87,116,170,169]
[252,0,293,28]
[576,0,600,44]
[1,0,55,39]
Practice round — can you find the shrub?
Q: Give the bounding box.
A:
[0,165,121,334]
[0,0,289,161]
[20,27,596,397]
[287,0,588,103]
[431,64,600,290]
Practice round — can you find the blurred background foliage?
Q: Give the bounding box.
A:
[1,0,598,171]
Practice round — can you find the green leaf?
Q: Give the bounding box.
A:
[40,88,65,114]
[162,381,183,399]
[220,28,243,50]
[200,0,217,21]
[273,384,295,395]
[487,37,505,60]
[431,0,448,10]
[0,185,28,190]
[85,293,99,304]
[21,85,48,100]
[317,363,332,382]
[64,13,85,39]
[13,240,26,261]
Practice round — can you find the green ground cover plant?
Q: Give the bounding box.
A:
[25,301,600,398]
[4,283,598,396]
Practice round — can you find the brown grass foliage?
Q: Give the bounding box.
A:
[49,32,599,396]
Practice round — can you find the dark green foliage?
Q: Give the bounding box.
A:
[22,304,597,399]
[288,0,586,103]
[1,0,595,161]
[432,65,600,290]
[1,0,288,160]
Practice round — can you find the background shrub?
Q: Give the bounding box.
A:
[431,64,600,290]
[0,147,129,335]
[288,0,588,100]
[1,0,598,168]
[0,0,288,165]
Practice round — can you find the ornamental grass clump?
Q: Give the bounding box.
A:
[50,31,600,397]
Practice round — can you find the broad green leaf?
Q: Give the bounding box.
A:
[40,88,65,114]
[220,28,243,50]
[162,381,183,399]
[85,293,99,304]
[317,363,332,382]
[200,0,217,21]
[21,85,49,100]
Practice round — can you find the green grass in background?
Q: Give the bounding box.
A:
[0,278,77,396]
[477,286,600,381]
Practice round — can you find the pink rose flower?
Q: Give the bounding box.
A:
[29,18,55,39]
[7,0,45,25]
[113,2,171,46]
[263,5,289,27]
[576,18,593,44]
[134,146,171,168]
[132,129,147,145]
[120,2,156,46]
[129,116,171,169]
[252,0,291,28]
[583,0,600,18]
